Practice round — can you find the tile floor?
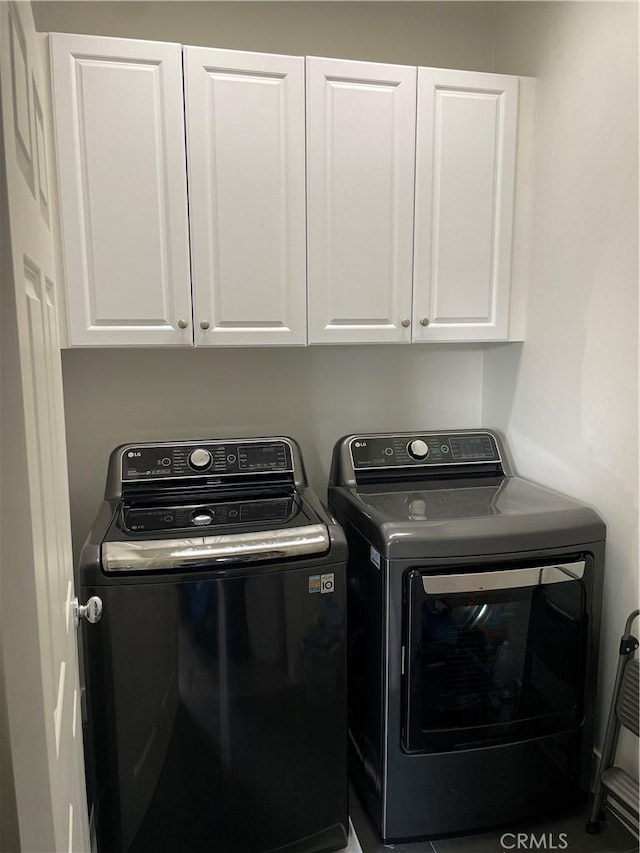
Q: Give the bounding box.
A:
[350,788,638,853]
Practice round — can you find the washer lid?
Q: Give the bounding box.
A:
[331,476,606,558]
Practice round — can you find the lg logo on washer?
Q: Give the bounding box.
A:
[500,834,569,851]
[308,574,335,594]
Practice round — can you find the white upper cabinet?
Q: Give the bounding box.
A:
[49,35,527,349]
[50,34,192,346]
[184,47,307,346]
[306,57,417,344]
[413,68,519,342]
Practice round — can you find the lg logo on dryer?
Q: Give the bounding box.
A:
[308,574,335,594]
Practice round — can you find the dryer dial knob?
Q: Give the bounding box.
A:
[188,448,212,470]
[407,439,429,460]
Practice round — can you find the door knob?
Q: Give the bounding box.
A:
[177,318,189,330]
[200,321,210,330]
[420,317,430,327]
[73,596,103,627]
[401,319,411,328]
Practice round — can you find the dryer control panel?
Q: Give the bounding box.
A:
[349,432,501,471]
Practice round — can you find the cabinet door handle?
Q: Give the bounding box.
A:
[420,317,430,327]
[200,321,210,331]
[177,318,189,330]
[401,319,411,328]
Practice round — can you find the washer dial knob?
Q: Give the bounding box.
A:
[407,439,429,460]
[188,448,212,470]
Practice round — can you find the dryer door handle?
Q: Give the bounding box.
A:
[421,561,585,595]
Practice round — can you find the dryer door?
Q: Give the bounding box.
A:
[403,560,588,753]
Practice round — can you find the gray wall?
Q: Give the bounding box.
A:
[62,345,483,561]
[484,1,639,775]
[33,1,498,68]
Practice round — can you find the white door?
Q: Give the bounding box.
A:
[184,47,307,346]
[0,3,89,851]
[50,33,192,346]
[307,57,416,344]
[413,68,518,342]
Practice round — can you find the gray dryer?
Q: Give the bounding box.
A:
[329,429,605,842]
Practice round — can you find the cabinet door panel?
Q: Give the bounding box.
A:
[50,34,192,346]
[185,47,306,346]
[414,69,518,341]
[307,57,416,344]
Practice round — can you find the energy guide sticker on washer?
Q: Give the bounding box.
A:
[321,574,335,594]
[308,575,321,593]
[309,574,335,593]
[370,547,381,569]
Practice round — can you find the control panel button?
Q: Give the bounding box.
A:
[407,439,429,460]
[384,447,394,456]
[188,448,212,470]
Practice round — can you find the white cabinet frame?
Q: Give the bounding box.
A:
[50,33,192,346]
[413,68,519,342]
[50,35,527,349]
[184,47,307,346]
[306,57,417,344]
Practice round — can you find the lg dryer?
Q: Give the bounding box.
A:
[78,436,348,853]
[329,429,605,842]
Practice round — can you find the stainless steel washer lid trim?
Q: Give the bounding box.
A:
[421,560,586,595]
[102,524,330,572]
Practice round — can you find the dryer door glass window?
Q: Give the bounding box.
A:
[402,561,588,753]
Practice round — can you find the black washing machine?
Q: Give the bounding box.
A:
[328,429,605,842]
[78,437,348,853]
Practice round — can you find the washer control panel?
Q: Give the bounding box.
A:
[350,432,500,470]
[121,440,293,482]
